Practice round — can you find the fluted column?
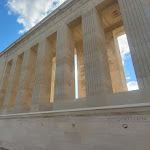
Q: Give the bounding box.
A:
[2,57,17,114]
[0,56,6,87]
[21,46,38,108]
[31,39,53,111]
[118,0,150,88]
[54,25,75,101]
[105,29,128,93]
[15,50,30,110]
[50,57,56,102]
[0,56,9,109]
[82,8,112,97]
[7,53,24,108]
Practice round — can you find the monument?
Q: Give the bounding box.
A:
[0,0,150,149]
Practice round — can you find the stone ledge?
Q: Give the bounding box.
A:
[0,102,150,119]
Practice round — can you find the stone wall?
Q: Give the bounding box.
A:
[0,105,150,150]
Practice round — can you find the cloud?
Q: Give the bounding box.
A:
[127,81,139,91]
[8,10,11,15]
[126,76,131,80]
[6,0,66,34]
[117,34,130,60]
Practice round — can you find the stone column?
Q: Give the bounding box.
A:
[50,57,56,102]
[2,57,17,114]
[118,0,150,88]
[8,53,24,108]
[21,46,38,108]
[0,55,8,107]
[76,46,86,98]
[0,59,12,109]
[54,25,75,101]
[105,29,128,93]
[15,50,30,111]
[0,55,7,87]
[82,8,112,97]
[31,39,53,112]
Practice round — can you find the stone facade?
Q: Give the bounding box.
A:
[0,0,150,149]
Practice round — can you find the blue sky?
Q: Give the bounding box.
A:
[118,35,138,91]
[0,0,65,52]
[0,0,138,93]
[0,0,22,52]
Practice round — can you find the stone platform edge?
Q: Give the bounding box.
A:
[0,102,150,119]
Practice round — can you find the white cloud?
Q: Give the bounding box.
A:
[117,34,130,60]
[127,81,139,91]
[7,0,66,34]
[126,76,131,80]
[8,10,11,15]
